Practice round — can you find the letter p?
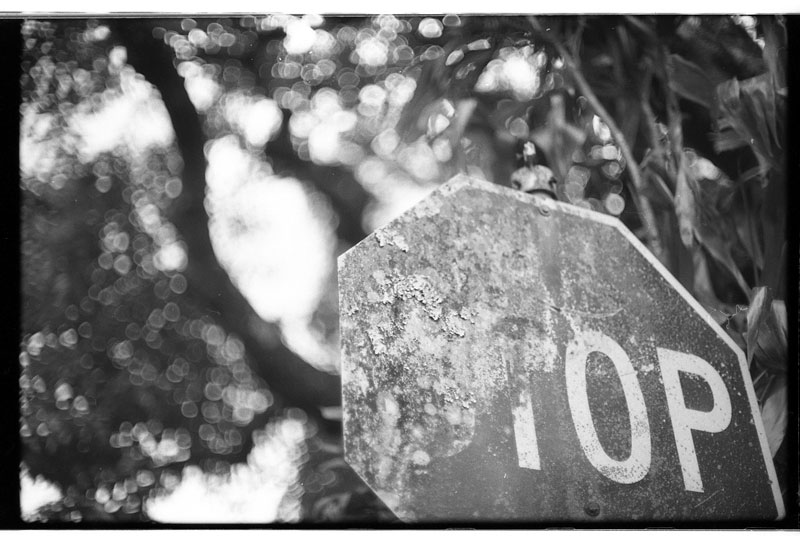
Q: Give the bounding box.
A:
[658,347,732,493]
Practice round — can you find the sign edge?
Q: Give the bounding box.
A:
[603,215,786,519]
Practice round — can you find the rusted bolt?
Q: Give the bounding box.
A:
[584,502,600,517]
[538,204,550,216]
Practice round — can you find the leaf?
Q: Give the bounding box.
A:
[760,16,787,91]
[673,165,695,248]
[731,190,764,272]
[689,169,751,297]
[754,300,787,373]
[710,127,748,153]
[745,286,772,365]
[692,250,723,309]
[738,165,763,184]
[666,54,715,108]
[719,303,747,354]
[760,374,787,457]
[714,73,784,183]
[693,219,751,298]
[743,288,786,373]
[758,155,786,292]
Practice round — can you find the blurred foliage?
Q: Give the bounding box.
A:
[20,14,787,523]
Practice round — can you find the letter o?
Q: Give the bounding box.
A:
[566,329,651,484]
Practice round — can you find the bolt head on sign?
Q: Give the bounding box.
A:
[338,175,783,523]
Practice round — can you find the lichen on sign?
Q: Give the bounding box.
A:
[339,174,783,523]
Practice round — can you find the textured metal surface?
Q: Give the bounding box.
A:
[338,175,783,523]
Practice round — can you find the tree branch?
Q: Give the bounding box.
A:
[529,16,666,265]
[267,108,370,246]
[110,20,342,416]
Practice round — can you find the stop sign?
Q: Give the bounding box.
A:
[338,175,783,522]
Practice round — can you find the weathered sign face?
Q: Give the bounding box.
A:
[338,175,783,522]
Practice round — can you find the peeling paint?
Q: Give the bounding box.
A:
[443,311,467,338]
[339,175,782,522]
[412,450,432,466]
[366,326,387,355]
[375,227,410,252]
[392,274,443,321]
[372,269,388,285]
[412,193,444,219]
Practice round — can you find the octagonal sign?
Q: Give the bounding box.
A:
[338,175,783,522]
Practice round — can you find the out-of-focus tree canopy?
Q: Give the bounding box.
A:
[19,15,788,523]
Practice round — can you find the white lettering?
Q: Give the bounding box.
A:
[657,347,732,492]
[509,331,734,491]
[512,384,541,470]
[566,329,651,484]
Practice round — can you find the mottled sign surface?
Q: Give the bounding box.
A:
[338,175,783,522]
